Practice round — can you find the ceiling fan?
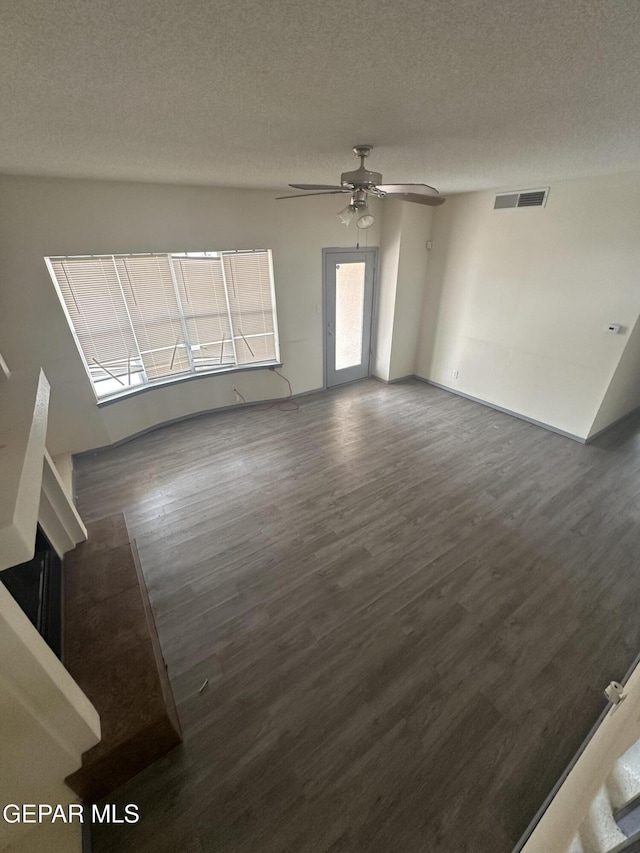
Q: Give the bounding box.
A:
[276,145,446,228]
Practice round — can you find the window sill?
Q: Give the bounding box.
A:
[95,362,283,408]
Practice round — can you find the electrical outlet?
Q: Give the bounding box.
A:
[451,369,459,379]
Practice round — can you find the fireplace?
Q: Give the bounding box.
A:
[0,526,63,659]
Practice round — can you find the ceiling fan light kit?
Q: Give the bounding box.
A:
[338,205,356,226]
[356,212,375,230]
[276,145,446,226]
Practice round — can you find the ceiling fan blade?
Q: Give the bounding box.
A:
[276,191,349,200]
[383,192,447,206]
[377,183,440,197]
[288,184,348,191]
[377,183,446,206]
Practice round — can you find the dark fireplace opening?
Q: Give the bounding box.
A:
[0,526,63,659]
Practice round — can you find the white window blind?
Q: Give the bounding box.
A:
[47,250,279,399]
[224,252,276,365]
[172,257,235,370]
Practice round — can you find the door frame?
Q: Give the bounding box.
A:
[322,246,378,390]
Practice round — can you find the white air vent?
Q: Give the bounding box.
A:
[494,188,549,210]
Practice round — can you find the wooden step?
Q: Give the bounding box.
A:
[63,513,182,802]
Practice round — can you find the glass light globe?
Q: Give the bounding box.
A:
[356,213,375,229]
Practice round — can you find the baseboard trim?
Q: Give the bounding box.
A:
[73,386,325,458]
[372,374,414,385]
[73,374,612,459]
[415,377,587,443]
[586,405,640,443]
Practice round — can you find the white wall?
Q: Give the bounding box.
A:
[415,172,640,439]
[0,364,97,853]
[0,580,100,853]
[0,175,382,454]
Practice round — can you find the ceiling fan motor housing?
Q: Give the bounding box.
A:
[341,166,383,188]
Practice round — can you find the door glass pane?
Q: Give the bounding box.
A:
[335,262,365,370]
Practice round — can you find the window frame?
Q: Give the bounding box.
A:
[45,249,281,404]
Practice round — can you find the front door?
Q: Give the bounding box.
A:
[323,248,376,387]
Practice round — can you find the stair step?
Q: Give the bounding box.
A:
[618,742,640,781]
[580,787,627,853]
[608,828,640,852]
[608,763,640,811]
[615,794,640,839]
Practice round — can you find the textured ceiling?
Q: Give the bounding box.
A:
[1,0,640,194]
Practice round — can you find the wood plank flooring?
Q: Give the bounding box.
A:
[74,379,640,853]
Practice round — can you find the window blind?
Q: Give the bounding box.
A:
[49,257,140,387]
[115,255,189,380]
[47,250,279,399]
[171,257,235,370]
[223,252,276,365]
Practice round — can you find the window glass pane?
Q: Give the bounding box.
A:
[335,262,365,370]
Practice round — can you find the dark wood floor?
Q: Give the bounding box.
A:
[75,379,640,853]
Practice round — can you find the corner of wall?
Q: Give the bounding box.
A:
[374,200,435,382]
[389,204,434,381]
[412,174,640,439]
[587,313,640,439]
[373,200,403,381]
[413,198,455,381]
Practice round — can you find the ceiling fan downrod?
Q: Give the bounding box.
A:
[341,145,383,189]
[353,145,373,165]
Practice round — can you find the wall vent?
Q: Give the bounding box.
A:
[494,188,549,210]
